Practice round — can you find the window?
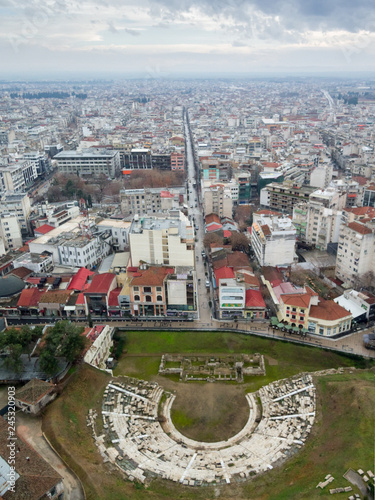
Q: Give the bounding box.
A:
[133,286,139,291]
[319,327,324,335]
[143,286,151,293]
[299,316,304,321]
[134,295,140,301]
[156,295,163,302]
[156,287,162,292]
[145,295,152,302]
[292,307,296,312]
[292,315,296,320]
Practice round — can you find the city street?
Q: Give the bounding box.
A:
[184,110,212,323]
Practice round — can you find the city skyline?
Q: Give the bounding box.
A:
[2,0,375,78]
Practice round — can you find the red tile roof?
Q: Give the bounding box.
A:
[84,273,116,294]
[309,300,351,321]
[281,293,312,308]
[131,266,173,286]
[347,222,372,235]
[245,289,266,308]
[223,230,231,237]
[67,267,95,291]
[10,267,32,279]
[108,288,122,306]
[206,223,223,232]
[160,190,174,198]
[261,224,271,236]
[34,224,55,235]
[215,267,235,281]
[205,213,221,225]
[17,288,45,308]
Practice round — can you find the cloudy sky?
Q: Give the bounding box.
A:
[2,0,375,78]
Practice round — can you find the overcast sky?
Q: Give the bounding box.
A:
[2,0,375,78]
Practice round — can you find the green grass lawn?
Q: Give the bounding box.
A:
[114,330,373,387]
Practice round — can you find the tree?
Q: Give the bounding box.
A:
[39,349,58,375]
[4,344,23,373]
[229,232,250,252]
[234,205,253,229]
[40,321,86,367]
[203,232,224,248]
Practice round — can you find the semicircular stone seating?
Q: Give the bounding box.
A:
[94,374,316,486]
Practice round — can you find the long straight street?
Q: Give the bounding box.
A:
[184,109,212,323]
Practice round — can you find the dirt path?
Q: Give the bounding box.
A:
[16,412,84,500]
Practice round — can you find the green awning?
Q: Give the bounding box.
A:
[270,317,279,326]
[277,323,285,329]
[301,328,308,334]
[284,324,292,330]
[292,326,300,332]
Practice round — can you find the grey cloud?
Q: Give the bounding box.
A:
[124,27,141,36]
[149,0,375,33]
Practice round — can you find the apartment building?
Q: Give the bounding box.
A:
[0,213,22,250]
[129,213,195,268]
[28,217,112,268]
[0,193,31,232]
[23,151,51,177]
[336,221,375,286]
[305,188,346,250]
[97,219,132,251]
[120,187,185,215]
[170,152,185,171]
[203,184,233,218]
[260,181,316,214]
[0,162,37,193]
[55,149,120,178]
[251,216,297,267]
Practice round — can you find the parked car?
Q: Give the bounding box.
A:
[205,280,210,288]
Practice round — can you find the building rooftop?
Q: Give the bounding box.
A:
[84,273,115,294]
[15,378,54,405]
[347,221,372,235]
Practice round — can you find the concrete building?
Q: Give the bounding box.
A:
[55,149,121,178]
[12,252,54,274]
[203,184,233,218]
[336,221,375,286]
[129,213,195,268]
[97,219,131,251]
[363,183,375,207]
[251,216,297,267]
[0,162,36,193]
[120,187,185,215]
[234,171,251,205]
[23,151,51,177]
[305,188,346,250]
[28,217,112,268]
[0,213,22,250]
[170,152,185,171]
[260,181,316,214]
[0,193,32,233]
[277,285,352,337]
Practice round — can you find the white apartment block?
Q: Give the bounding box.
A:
[55,149,121,178]
[129,213,195,268]
[0,193,31,232]
[0,161,37,193]
[29,216,112,268]
[251,216,297,267]
[0,213,23,250]
[336,222,375,286]
[97,219,131,251]
[309,163,333,189]
[203,184,233,218]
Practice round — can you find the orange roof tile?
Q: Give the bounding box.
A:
[309,300,351,321]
